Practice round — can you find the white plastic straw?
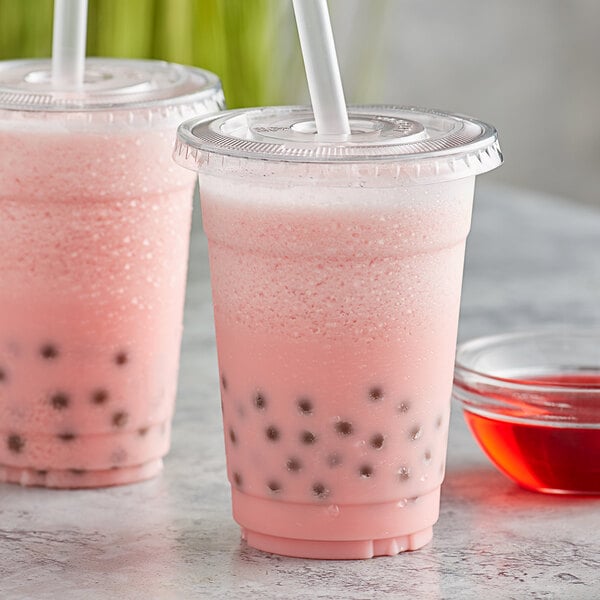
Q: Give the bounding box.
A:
[292,0,350,137]
[51,0,88,88]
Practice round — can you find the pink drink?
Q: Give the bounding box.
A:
[175,106,502,558]
[0,59,223,488]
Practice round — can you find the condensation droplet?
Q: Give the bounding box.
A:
[397,498,408,508]
[327,504,340,518]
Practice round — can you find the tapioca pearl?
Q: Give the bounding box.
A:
[229,428,237,444]
[409,425,423,441]
[70,469,85,475]
[435,415,443,429]
[397,466,411,482]
[254,392,267,411]
[334,421,353,436]
[423,449,432,464]
[112,411,129,428]
[300,430,317,445]
[114,351,129,366]
[397,401,411,414]
[327,453,342,467]
[91,389,109,405]
[7,434,25,453]
[36,470,48,476]
[138,426,149,437]
[265,426,280,441]
[267,480,282,494]
[221,373,227,390]
[233,472,243,487]
[0,367,6,383]
[359,464,374,478]
[40,343,59,360]
[370,433,385,449]
[312,482,330,500]
[297,398,313,415]
[369,387,383,402]
[286,457,302,472]
[58,432,76,442]
[50,392,70,410]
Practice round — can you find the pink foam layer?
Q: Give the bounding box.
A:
[0,458,163,488]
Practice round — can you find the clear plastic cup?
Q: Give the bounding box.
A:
[0,58,224,488]
[174,106,502,558]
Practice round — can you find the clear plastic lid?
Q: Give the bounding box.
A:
[174,105,502,183]
[0,58,223,115]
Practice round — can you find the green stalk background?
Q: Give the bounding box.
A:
[0,0,298,107]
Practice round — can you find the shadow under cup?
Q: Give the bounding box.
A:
[175,105,502,559]
[0,58,224,488]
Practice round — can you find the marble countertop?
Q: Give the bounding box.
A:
[1,183,599,600]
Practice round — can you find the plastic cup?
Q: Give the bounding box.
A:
[0,58,224,488]
[174,106,502,558]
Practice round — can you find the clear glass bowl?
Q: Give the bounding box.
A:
[453,330,600,495]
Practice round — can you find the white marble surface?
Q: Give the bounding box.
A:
[1,183,599,599]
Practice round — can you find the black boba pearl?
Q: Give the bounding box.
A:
[254,392,267,410]
[297,398,313,415]
[7,434,25,453]
[0,367,6,382]
[69,469,86,475]
[58,432,76,442]
[91,389,109,405]
[301,431,317,445]
[114,351,128,366]
[40,344,59,359]
[369,387,383,401]
[266,426,280,441]
[229,428,237,444]
[138,427,149,437]
[50,392,70,410]
[267,480,282,494]
[409,425,423,441]
[221,374,227,390]
[233,472,243,487]
[334,421,353,436]
[370,433,385,449]
[112,411,129,428]
[359,465,374,478]
[286,457,302,472]
[312,482,329,499]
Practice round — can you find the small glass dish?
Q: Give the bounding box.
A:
[453,330,600,495]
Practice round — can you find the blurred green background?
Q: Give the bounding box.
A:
[0,0,299,108]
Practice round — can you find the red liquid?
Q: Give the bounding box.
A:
[463,374,600,494]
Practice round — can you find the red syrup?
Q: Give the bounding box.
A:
[462,374,600,494]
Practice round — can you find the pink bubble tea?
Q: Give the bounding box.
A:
[0,59,223,488]
[175,106,502,558]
